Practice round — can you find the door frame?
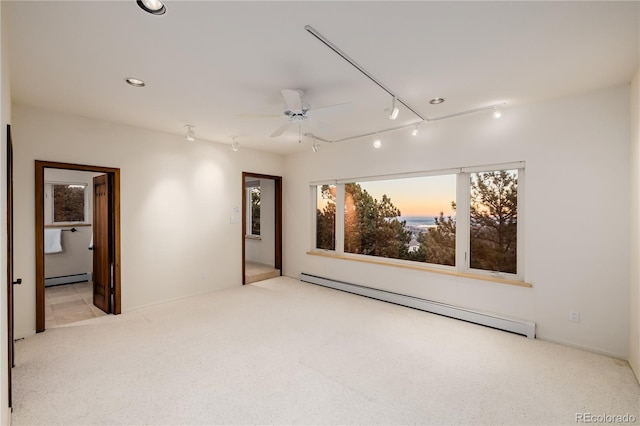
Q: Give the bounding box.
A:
[241,172,282,285]
[34,161,121,332]
[6,125,14,408]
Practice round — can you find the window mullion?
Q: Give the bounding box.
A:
[517,169,525,279]
[310,186,317,250]
[456,172,470,272]
[335,184,345,255]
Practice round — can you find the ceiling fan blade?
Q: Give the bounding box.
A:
[281,89,303,112]
[270,121,292,137]
[305,118,331,134]
[307,102,354,117]
[238,113,283,119]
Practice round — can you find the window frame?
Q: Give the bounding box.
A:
[457,164,524,281]
[311,161,525,283]
[47,181,90,225]
[245,181,261,238]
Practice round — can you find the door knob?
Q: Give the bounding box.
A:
[12,278,22,285]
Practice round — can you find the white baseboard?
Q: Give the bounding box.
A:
[300,273,536,339]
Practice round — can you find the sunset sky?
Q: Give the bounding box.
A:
[316,174,457,217]
[359,175,457,217]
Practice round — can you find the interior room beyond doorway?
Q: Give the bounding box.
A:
[242,173,282,284]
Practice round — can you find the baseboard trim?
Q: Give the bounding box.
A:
[45,273,91,287]
[300,272,536,338]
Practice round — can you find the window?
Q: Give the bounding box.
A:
[246,183,260,237]
[316,184,336,250]
[343,175,456,266]
[312,162,524,281]
[52,183,87,224]
[468,169,518,274]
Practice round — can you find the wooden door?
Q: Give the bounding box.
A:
[92,174,111,313]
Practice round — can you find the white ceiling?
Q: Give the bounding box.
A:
[5,1,639,154]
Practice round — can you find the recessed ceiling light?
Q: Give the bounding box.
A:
[137,0,166,15]
[125,77,145,87]
[429,98,445,105]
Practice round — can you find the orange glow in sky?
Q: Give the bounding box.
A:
[358,175,456,217]
[316,175,457,218]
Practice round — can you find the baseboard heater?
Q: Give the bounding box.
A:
[299,273,536,339]
[45,273,91,287]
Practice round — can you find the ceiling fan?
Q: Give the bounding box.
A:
[246,89,354,138]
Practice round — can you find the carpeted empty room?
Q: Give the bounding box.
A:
[11,277,640,425]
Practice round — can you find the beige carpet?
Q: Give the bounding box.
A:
[11,276,640,425]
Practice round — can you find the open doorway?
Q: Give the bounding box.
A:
[242,172,282,284]
[35,161,121,332]
[42,169,105,327]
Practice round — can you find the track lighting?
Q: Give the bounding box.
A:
[184,125,195,142]
[231,136,240,151]
[311,136,320,153]
[388,97,399,120]
[492,108,502,119]
[373,136,382,149]
[412,124,419,136]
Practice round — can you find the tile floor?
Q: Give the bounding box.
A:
[245,261,281,284]
[44,282,106,328]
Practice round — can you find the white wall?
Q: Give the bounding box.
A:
[11,104,284,338]
[245,179,276,266]
[284,85,631,358]
[630,67,640,379]
[44,169,99,280]
[0,2,10,423]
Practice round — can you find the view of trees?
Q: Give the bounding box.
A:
[469,170,518,273]
[316,185,336,250]
[250,187,261,236]
[315,169,517,274]
[53,184,85,223]
[344,183,411,259]
[417,207,456,266]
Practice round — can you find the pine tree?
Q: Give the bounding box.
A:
[469,171,518,273]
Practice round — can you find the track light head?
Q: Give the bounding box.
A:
[492,108,502,119]
[184,125,195,142]
[412,124,419,136]
[373,137,382,149]
[310,135,320,153]
[388,97,399,120]
[231,136,240,151]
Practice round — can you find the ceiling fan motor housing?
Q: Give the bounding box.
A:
[285,101,311,123]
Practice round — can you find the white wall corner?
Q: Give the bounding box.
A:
[629,66,640,382]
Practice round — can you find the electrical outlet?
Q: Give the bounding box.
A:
[569,311,580,322]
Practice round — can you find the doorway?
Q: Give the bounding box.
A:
[242,172,282,284]
[42,169,106,327]
[35,161,121,332]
